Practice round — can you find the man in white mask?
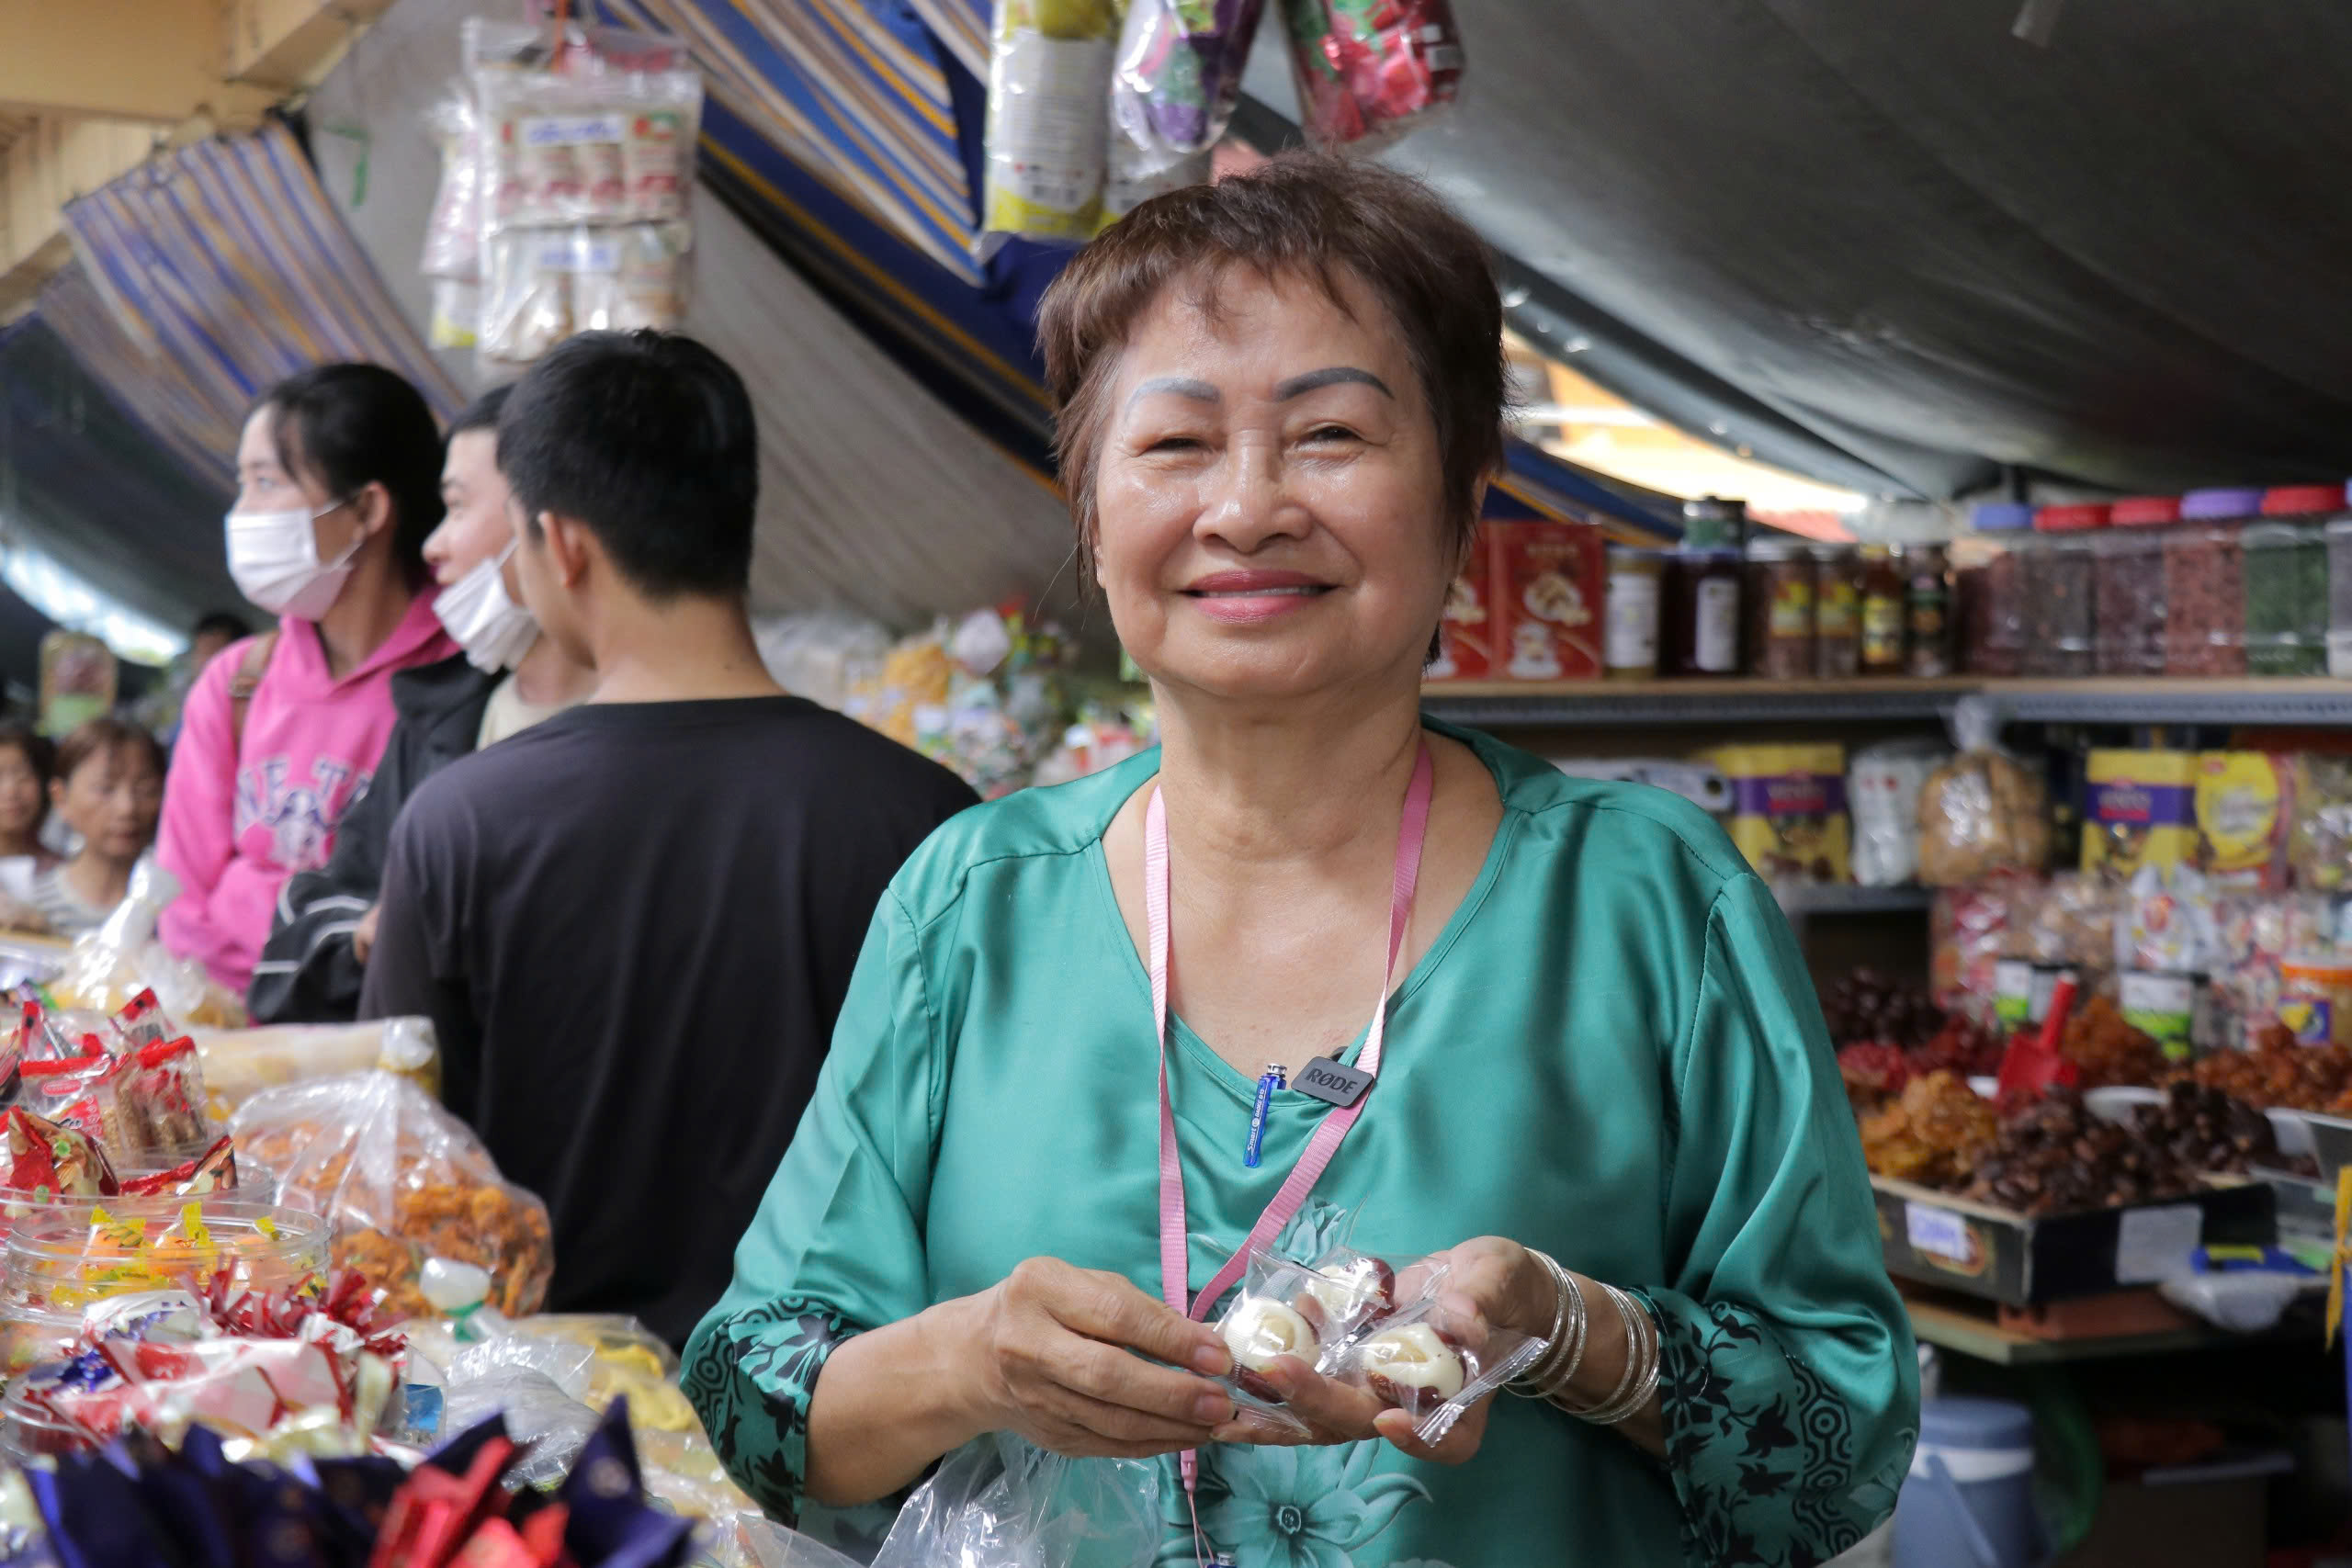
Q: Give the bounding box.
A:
[248,387,596,1023]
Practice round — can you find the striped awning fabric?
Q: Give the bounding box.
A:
[48,121,461,477]
[597,0,984,282]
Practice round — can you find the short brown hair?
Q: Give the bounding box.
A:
[1038,153,1507,574]
[53,718,164,788]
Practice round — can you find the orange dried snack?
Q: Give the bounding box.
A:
[1861,1070,1998,1190]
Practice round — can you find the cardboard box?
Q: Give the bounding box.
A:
[1425,527,1496,682]
[1493,521,1603,681]
[1871,1175,2275,1306]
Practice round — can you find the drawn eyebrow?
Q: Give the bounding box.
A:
[1273,367,1393,401]
[1127,377,1220,409]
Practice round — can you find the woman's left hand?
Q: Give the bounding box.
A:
[1213,1236,1550,1464]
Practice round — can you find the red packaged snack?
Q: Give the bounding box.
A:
[118,1135,237,1200]
[1282,0,1465,152]
[18,1053,125,1148]
[1425,526,1496,682]
[115,1037,215,1158]
[12,994,87,1066]
[1494,521,1604,682]
[0,1106,118,1199]
[110,989,177,1054]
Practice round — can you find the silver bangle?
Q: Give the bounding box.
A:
[1577,1289,1661,1426]
[1510,1251,1586,1398]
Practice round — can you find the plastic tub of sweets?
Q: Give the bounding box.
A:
[1,1200,327,1321]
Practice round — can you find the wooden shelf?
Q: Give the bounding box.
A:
[1424,676,2352,728]
[1902,1294,2225,1367]
[1776,884,1935,916]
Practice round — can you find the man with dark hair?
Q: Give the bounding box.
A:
[188,614,253,676]
[251,385,597,1023]
[360,333,975,1345]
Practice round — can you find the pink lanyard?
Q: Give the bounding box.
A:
[1146,741,1436,1331]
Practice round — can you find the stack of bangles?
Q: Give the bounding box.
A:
[1508,1249,1660,1424]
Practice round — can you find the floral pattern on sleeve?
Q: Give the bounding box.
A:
[1640,1291,1912,1568]
[680,1294,860,1525]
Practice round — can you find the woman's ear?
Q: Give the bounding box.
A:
[352,479,396,541]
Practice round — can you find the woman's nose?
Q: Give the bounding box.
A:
[1197,441,1306,550]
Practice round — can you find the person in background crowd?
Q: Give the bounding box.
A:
[250,385,597,1023]
[28,718,165,937]
[0,727,58,927]
[360,331,975,1347]
[187,613,252,679]
[155,365,458,996]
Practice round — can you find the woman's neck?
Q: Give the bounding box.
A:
[61,851,131,911]
[313,549,413,680]
[0,829,43,862]
[510,633,597,707]
[1152,679,1426,876]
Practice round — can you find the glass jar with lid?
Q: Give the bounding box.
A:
[2023,503,2104,676]
[2244,486,2334,676]
[1664,549,1743,676]
[2094,497,2173,676]
[1858,545,1905,676]
[1905,542,1956,678]
[1812,543,1861,678]
[2325,484,2352,679]
[1680,496,1749,553]
[1955,502,2030,676]
[2166,487,2259,675]
[1604,545,1666,681]
[1744,536,1814,680]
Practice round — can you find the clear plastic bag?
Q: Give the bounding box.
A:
[1916,699,2052,886]
[1339,1285,1543,1446]
[51,863,243,1028]
[869,1434,1160,1568]
[438,1366,600,1487]
[1113,0,1267,177]
[1209,1238,1411,1435]
[229,1071,553,1320]
[1280,0,1465,152]
[981,0,1117,246]
[421,89,483,281]
[1849,739,1951,887]
[188,1017,440,1122]
[739,1516,868,1568]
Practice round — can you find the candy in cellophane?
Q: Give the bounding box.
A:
[1208,1235,1418,1437]
[17,1052,124,1148]
[1113,0,1268,174]
[112,1038,216,1161]
[1279,0,1465,152]
[1340,1284,1543,1445]
[0,1107,117,1201]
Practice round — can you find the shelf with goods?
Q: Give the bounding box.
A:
[1423,677,2352,730]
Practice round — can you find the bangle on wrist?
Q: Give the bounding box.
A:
[1550,1285,1660,1426]
[1509,1250,1586,1399]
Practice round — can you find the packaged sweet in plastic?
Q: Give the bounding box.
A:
[981,0,1117,245]
[1342,1289,1543,1445]
[1917,700,2053,886]
[114,1039,214,1159]
[109,990,175,1055]
[421,89,484,282]
[17,1053,123,1147]
[1280,0,1465,152]
[0,1107,116,1200]
[117,1136,236,1201]
[1113,0,1268,172]
[231,1071,553,1319]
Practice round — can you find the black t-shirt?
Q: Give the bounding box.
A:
[358,696,976,1346]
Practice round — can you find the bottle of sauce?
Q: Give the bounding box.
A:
[1812,544,1860,678]
[1905,542,1955,678]
[1860,544,1906,676]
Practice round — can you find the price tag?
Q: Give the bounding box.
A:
[1905,1202,1972,1263]
[2115,1203,2202,1285]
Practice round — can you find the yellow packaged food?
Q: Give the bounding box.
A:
[2194,751,2292,891]
[2081,750,2197,881]
[1713,743,1850,884]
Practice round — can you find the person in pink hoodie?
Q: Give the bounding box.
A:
[157,365,459,996]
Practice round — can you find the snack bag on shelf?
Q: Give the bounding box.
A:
[2210,893,2334,1046]
[2195,751,2294,892]
[1713,742,1851,885]
[1849,739,1951,887]
[230,1071,552,1320]
[1425,524,1496,683]
[982,0,1117,246]
[1113,0,1267,178]
[2082,749,2198,883]
[1917,700,2052,886]
[1930,875,2040,1021]
[1280,0,1465,152]
[190,1016,440,1122]
[2289,754,2352,892]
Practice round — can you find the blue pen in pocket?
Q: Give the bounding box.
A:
[1246,1063,1286,1168]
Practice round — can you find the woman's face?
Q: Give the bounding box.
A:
[0,749,41,842]
[423,431,514,589]
[1092,265,1454,705]
[233,409,363,565]
[52,745,162,864]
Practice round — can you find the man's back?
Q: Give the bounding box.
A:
[360,695,975,1344]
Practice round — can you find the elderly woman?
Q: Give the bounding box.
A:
[687,155,1916,1567]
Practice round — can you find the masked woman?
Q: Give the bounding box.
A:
[156,365,458,996]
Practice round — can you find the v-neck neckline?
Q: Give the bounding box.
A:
[1088,723,1521,1103]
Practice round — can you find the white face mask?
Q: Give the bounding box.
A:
[224,500,364,621]
[433,545,538,672]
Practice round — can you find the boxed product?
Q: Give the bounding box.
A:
[1714,742,1850,884]
[1425,527,1494,682]
[2082,750,2198,881]
[1493,522,1602,682]
[2194,751,2293,891]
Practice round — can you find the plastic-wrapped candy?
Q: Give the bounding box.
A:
[1280,0,1465,151]
[981,0,1118,245]
[0,1107,117,1201]
[1113,0,1268,172]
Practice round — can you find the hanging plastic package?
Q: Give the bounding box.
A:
[1280,0,1465,151]
[982,0,1118,247]
[1113,0,1268,175]
[868,1434,1159,1568]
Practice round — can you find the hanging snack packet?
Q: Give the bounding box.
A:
[982,0,1118,245]
[1281,0,1465,151]
[1114,0,1268,174]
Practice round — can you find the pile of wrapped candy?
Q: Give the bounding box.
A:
[7,1400,705,1568]
[3,1271,402,1464]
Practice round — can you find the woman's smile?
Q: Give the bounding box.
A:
[1183,570,1338,624]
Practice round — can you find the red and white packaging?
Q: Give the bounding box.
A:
[1425,526,1496,682]
[1493,521,1605,682]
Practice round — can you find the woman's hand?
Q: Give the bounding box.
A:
[956,1257,1239,1460]
[1214,1237,1555,1465]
